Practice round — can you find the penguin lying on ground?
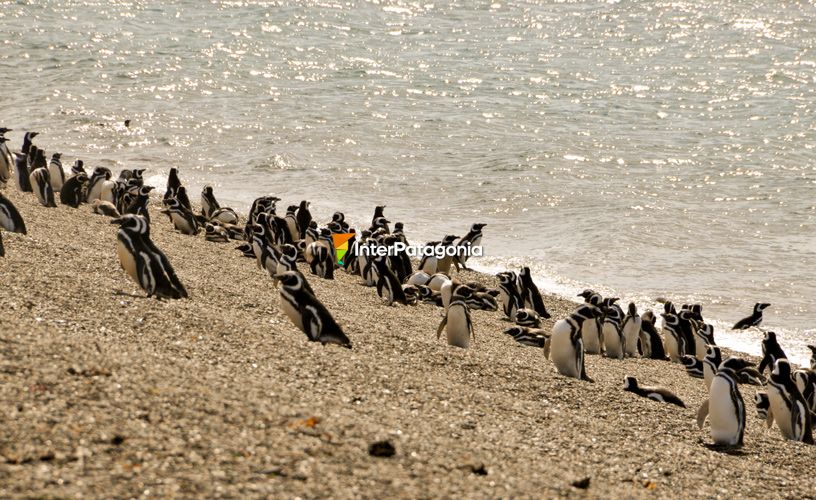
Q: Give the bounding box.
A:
[623,376,685,408]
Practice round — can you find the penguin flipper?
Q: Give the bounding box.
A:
[696,399,710,429]
[436,316,447,340]
[758,354,770,375]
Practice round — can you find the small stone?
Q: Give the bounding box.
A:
[368,440,395,458]
[572,477,590,489]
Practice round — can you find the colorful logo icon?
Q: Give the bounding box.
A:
[332,233,355,265]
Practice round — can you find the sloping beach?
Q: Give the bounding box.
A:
[1,187,815,498]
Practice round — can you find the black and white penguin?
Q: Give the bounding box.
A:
[162,198,199,235]
[111,214,188,299]
[514,308,541,328]
[60,173,88,208]
[374,256,406,306]
[307,241,334,280]
[467,291,499,312]
[200,185,220,219]
[210,207,239,226]
[694,323,715,362]
[602,303,625,360]
[755,392,773,427]
[417,285,443,306]
[767,359,813,443]
[702,345,722,390]
[621,303,641,357]
[369,216,391,236]
[164,167,182,201]
[85,167,112,202]
[454,223,486,270]
[639,310,667,360]
[497,271,522,320]
[808,345,816,371]
[371,205,386,227]
[48,153,65,191]
[418,234,458,274]
[296,200,311,239]
[71,159,86,176]
[698,357,750,447]
[758,331,787,375]
[504,326,550,353]
[0,191,27,257]
[204,223,229,243]
[28,167,57,207]
[13,152,32,192]
[732,302,771,330]
[677,309,697,358]
[124,185,154,222]
[275,244,299,274]
[680,355,704,379]
[577,289,604,355]
[623,376,685,408]
[275,271,351,348]
[437,286,475,348]
[517,267,550,319]
[550,304,603,382]
[661,313,685,362]
[0,131,12,185]
[793,368,816,415]
[90,199,120,218]
[284,205,300,242]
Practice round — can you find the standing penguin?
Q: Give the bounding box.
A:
[375,256,407,306]
[808,345,816,371]
[455,223,486,270]
[497,271,522,320]
[550,304,602,382]
[0,134,13,186]
[733,302,771,330]
[694,323,716,362]
[602,304,625,360]
[60,173,89,208]
[697,357,750,447]
[86,167,112,202]
[437,286,475,348]
[0,192,27,257]
[111,214,188,299]
[621,302,642,357]
[29,166,57,207]
[639,310,667,360]
[758,331,787,375]
[702,345,722,391]
[164,167,182,201]
[296,200,312,239]
[517,267,550,319]
[284,205,300,242]
[371,205,386,227]
[200,185,220,219]
[161,197,199,235]
[13,152,32,192]
[767,359,813,443]
[577,290,604,355]
[274,271,351,348]
[48,153,65,191]
[661,313,685,362]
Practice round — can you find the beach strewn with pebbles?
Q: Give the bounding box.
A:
[0,187,814,498]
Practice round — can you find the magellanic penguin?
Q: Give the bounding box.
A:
[694,323,715,362]
[60,173,89,208]
[697,357,750,447]
[793,368,816,415]
[755,392,773,427]
[661,313,685,362]
[807,345,816,371]
[758,331,787,375]
[296,200,312,239]
[623,376,685,408]
[702,345,722,391]
[518,266,550,319]
[514,308,541,328]
[418,234,457,274]
[732,302,770,330]
[374,256,407,306]
[204,222,230,243]
[638,310,667,360]
[680,355,704,379]
[602,303,625,360]
[437,286,475,348]
[767,359,813,443]
[0,191,27,257]
[454,223,486,270]
[274,271,351,349]
[0,131,12,185]
[28,167,57,207]
[621,303,642,357]
[284,205,300,242]
[111,214,188,299]
[164,167,182,201]
[85,167,112,202]
[13,152,32,192]
[161,197,200,236]
[577,289,603,355]
[550,304,602,382]
[497,271,522,320]
[200,185,220,219]
[48,153,65,191]
[90,199,120,218]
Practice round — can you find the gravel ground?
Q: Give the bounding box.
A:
[1,187,814,498]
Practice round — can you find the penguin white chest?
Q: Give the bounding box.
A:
[622,318,641,356]
[582,320,601,354]
[550,320,579,378]
[709,377,741,445]
[116,240,140,284]
[280,294,304,331]
[767,384,794,439]
[445,305,471,348]
[603,322,623,359]
[664,330,681,362]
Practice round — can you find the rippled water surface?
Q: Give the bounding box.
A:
[2,0,815,362]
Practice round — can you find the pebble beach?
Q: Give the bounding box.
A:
[1,187,815,498]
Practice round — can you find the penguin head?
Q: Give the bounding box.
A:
[299,200,310,209]
[111,214,148,233]
[51,152,61,159]
[0,127,12,134]
[503,326,524,336]
[203,185,214,196]
[27,131,39,139]
[75,173,89,184]
[680,355,697,368]
[660,313,679,326]
[204,223,216,234]
[576,304,602,319]
[706,344,721,359]
[719,356,753,373]
[442,234,458,245]
[763,330,777,343]
[275,271,305,289]
[602,297,619,307]
[627,302,637,317]
[281,244,298,259]
[771,358,791,379]
[403,285,418,299]
[332,212,345,223]
[623,376,638,391]
[286,205,298,215]
[691,304,703,315]
[394,222,404,232]
[453,285,474,301]
[641,310,655,324]
[0,137,7,143]
[327,222,343,234]
[663,301,676,314]
[755,302,771,313]
[417,285,433,298]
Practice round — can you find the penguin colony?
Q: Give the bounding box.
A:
[1,127,815,450]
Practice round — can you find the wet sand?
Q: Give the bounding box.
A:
[0,187,814,498]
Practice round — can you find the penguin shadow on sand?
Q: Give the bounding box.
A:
[698,439,753,456]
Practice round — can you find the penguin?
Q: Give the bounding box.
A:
[455,223,486,270]
[369,216,391,235]
[697,357,750,447]
[418,235,458,274]
[0,132,12,186]
[497,271,522,320]
[517,266,550,319]
[276,244,299,275]
[200,185,220,219]
[661,313,685,362]
[374,256,406,306]
[702,345,722,391]
[371,205,386,227]
[85,167,112,202]
[275,271,351,348]
[514,308,541,328]
[504,326,550,350]
[550,304,602,382]
[164,167,182,201]
[284,205,300,242]
[623,376,685,408]
[680,355,704,379]
[90,199,120,218]
[204,223,230,243]
[407,271,450,291]
[296,200,311,239]
[60,173,88,208]
[175,185,192,213]
[235,242,255,259]
[677,309,697,358]
[467,291,499,312]
[13,152,32,192]
[621,302,642,357]
[755,392,773,427]
[48,153,65,191]
[391,222,412,277]
[161,198,199,235]
[71,159,86,176]
[694,323,715,362]
[111,214,188,299]
[250,215,280,277]
[758,331,787,375]
[402,285,419,306]
[793,369,816,415]
[767,359,813,443]
[602,304,625,360]
[733,302,770,330]
[809,345,816,371]
[210,207,239,225]
[125,186,154,222]
[577,289,604,355]
[418,285,444,307]
[639,310,667,360]
[307,242,334,280]
[28,167,57,207]
[99,179,118,205]
[0,191,27,257]
[437,286,475,348]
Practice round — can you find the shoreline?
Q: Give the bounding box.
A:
[1,186,815,497]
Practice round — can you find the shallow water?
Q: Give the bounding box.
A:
[2,0,814,363]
